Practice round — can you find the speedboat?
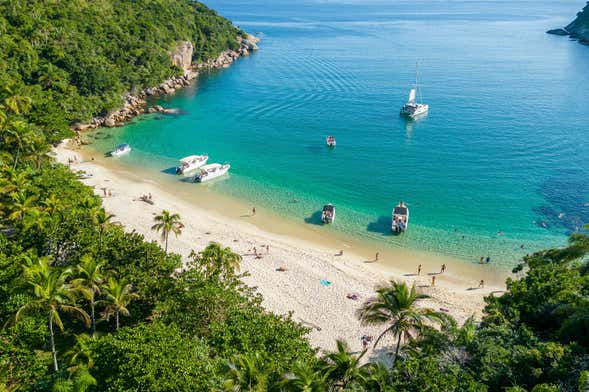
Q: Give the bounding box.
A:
[176,155,208,175]
[110,143,131,157]
[392,201,409,233]
[400,63,429,119]
[326,136,336,147]
[321,204,335,224]
[193,163,230,183]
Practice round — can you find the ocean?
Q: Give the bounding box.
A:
[87,0,589,267]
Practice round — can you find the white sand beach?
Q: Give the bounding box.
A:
[54,140,508,355]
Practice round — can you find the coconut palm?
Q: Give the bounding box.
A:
[16,257,90,371]
[64,333,96,370]
[7,191,38,222]
[73,255,106,333]
[321,339,367,389]
[195,242,242,280]
[281,362,328,392]
[151,210,183,253]
[102,277,138,329]
[223,352,274,391]
[91,208,115,249]
[357,362,391,391]
[357,280,448,364]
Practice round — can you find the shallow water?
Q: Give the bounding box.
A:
[89,0,589,267]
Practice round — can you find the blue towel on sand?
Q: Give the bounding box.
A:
[320,279,331,287]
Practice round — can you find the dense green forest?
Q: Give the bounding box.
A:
[0,0,241,143]
[1,0,589,390]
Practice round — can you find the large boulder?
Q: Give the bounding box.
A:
[169,41,194,72]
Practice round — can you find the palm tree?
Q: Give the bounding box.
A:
[357,280,448,364]
[151,210,183,253]
[281,362,328,392]
[15,257,90,371]
[357,362,391,391]
[194,242,242,280]
[223,352,274,391]
[91,208,115,249]
[321,339,367,389]
[7,191,38,222]
[64,333,96,370]
[102,277,138,330]
[73,255,105,333]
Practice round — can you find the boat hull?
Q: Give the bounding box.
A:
[194,164,230,182]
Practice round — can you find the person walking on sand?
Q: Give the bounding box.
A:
[479,279,484,288]
[253,247,257,256]
[417,264,422,276]
[252,207,256,216]
[431,275,436,287]
[440,264,446,274]
[266,245,270,254]
[375,252,379,261]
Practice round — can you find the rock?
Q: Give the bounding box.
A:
[73,123,91,131]
[104,118,116,128]
[154,105,164,112]
[169,41,194,72]
[564,3,589,43]
[147,107,157,114]
[546,28,569,36]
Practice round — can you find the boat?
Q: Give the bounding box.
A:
[326,136,336,147]
[193,163,230,183]
[392,201,409,233]
[110,143,131,157]
[176,155,208,175]
[400,63,429,118]
[321,204,335,224]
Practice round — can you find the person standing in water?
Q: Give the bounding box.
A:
[417,264,422,276]
[252,207,256,216]
[440,264,446,274]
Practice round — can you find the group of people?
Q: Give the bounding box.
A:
[479,256,491,264]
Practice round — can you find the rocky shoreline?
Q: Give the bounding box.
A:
[73,35,259,133]
[546,2,589,44]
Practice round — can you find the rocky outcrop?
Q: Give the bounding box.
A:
[72,35,261,133]
[547,2,589,43]
[169,41,194,71]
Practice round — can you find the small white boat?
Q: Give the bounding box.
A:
[400,63,429,119]
[326,136,336,147]
[193,163,230,183]
[176,155,208,175]
[321,204,335,224]
[110,143,131,157]
[392,201,409,233]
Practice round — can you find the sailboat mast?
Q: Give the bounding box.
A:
[416,62,423,104]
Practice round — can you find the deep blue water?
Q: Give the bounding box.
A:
[90,0,589,266]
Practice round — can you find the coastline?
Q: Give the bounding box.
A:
[54,140,510,353]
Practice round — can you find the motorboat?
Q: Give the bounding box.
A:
[176,155,208,175]
[392,201,409,233]
[193,163,230,183]
[400,63,429,119]
[110,143,131,157]
[326,136,336,147]
[321,204,335,224]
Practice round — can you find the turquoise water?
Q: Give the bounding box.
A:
[89,0,589,266]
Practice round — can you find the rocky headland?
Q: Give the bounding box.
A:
[546,2,589,43]
[73,34,259,133]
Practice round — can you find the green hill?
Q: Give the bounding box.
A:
[0,0,242,142]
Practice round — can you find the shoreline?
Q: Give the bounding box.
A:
[54,140,509,353]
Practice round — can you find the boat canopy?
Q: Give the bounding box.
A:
[408,89,416,104]
[200,163,222,171]
[323,204,335,212]
[180,155,204,163]
[115,144,130,150]
[393,206,408,215]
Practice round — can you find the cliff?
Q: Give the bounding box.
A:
[566,2,589,42]
[547,2,589,43]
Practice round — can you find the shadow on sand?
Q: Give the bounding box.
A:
[304,210,324,226]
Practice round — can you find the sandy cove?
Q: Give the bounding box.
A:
[53,140,508,355]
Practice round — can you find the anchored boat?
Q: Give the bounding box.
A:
[400,63,429,119]
[392,201,409,233]
[326,136,336,147]
[110,143,131,157]
[193,163,230,183]
[321,204,335,224]
[176,155,208,175]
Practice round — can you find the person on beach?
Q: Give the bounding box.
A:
[102,188,107,197]
[266,245,270,254]
[107,189,112,197]
[480,256,484,264]
[361,335,372,349]
[440,264,446,274]
[431,276,436,287]
[417,264,422,276]
[338,250,344,256]
[252,207,256,216]
[485,256,491,264]
[479,279,485,288]
[375,252,379,261]
[253,247,257,256]
[148,193,152,200]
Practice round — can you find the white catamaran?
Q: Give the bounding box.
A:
[176,155,208,175]
[400,63,429,118]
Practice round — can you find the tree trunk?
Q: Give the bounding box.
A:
[115,310,120,330]
[13,148,20,170]
[164,231,169,254]
[49,314,58,371]
[91,300,96,334]
[393,333,402,365]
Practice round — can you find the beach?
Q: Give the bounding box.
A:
[54,140,508,354]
